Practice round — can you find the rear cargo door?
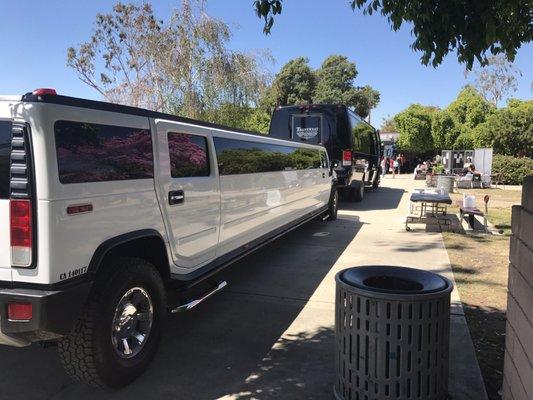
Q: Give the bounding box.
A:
[291,114,322,144]
[0,119,12,281]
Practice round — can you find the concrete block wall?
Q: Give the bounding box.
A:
[503,175,533,400]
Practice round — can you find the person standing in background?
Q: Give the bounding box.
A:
[390,157,396,178]
[381,157,387,178]
[398,154,404,174]
[393,157,399,178]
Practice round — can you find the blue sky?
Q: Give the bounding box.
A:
[1,0,531,127]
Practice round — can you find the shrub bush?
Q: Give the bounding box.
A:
[492,154,533,185]
[474,100,533,158]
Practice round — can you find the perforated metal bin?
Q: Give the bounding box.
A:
[436,175,455,194]
[334,266,453,400]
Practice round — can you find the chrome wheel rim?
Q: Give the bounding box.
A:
[333,191,338,213]
[111,287,153,359]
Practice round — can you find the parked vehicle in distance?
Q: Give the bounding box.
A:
[269,104,381,202]
[0,89,338,388]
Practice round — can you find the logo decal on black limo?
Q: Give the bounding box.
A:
[295,126,319,139]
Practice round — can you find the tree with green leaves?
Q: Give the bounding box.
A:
[264,55,380,118]
[453,127,476,150]
[446,86,494,129]
[203,103,271,134]
[314,55,380,119]
[427,87,493,150]
[395,104,436,152]
[474,99,533,157]
[245,108,272,133]
[380,115,398,132]
[314,55,358,104]
[313,57,380,118]
[467,54,522,106]
[393,87,529,154]
[218,50,274,109]
[267,57,316,107]
[431,110,460,151]
[67,2,171,110]
[67,1,271,119]
[351,85,380,119]
[253,0,532,69]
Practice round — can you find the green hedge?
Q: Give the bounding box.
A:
[492,154,533,185]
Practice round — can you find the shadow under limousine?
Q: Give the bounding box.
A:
[340,186,405,211]
[0,214,363,400]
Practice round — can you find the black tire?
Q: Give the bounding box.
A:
[338,187,349,201]
[372,176,380,190]
[350,183,364,202]
[327,188,338,221]
[58,257,166,388]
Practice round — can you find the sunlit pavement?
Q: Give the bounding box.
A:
[0,175,487,399]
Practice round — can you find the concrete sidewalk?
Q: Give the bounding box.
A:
[0,176,487,400]
[219,176,488,400]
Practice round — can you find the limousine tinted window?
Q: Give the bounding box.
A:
[349,114,373,155]
[54,120,153,183]
[0,121,11,199]
[214,137,321,175]
[168,132,209,178]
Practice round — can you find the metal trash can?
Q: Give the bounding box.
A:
[334,266,453,400]
[436,175,454,193]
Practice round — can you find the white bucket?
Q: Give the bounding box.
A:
[463,194,476,208]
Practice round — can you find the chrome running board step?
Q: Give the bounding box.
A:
[170,281,227,313]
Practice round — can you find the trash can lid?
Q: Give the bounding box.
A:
[339,265,449,295]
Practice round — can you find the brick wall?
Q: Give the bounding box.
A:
[503,175,533,400]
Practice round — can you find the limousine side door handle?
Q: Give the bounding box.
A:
[168,190,184,205]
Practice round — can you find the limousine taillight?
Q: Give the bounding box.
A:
[342,150,352,166]
[10,199,33,267]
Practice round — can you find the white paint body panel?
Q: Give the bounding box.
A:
[154,120,220,268]
[1,101,169,285]
[212,127,331,255]
[0,97,331,285]
[0,200,12,281]
[1,101,19,282]
[1,99,21,281]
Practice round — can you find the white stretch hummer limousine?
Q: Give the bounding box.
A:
[0,89,338,387]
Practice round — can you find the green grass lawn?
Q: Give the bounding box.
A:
[487,208,513,235]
